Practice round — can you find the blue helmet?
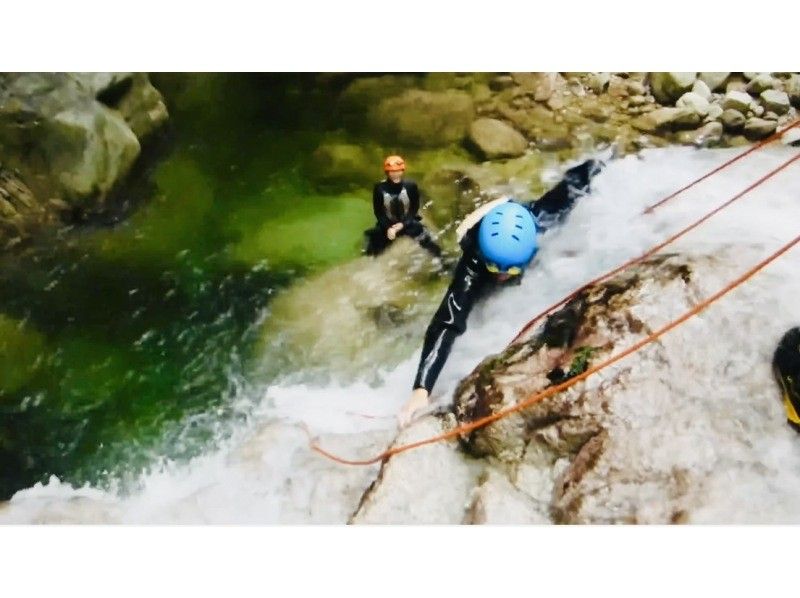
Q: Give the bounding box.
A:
[477,200,538,272]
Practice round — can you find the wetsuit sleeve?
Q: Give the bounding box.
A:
[413,252,485,393]
[406,181,421,222]
[527,159,601,228]
[373,184,392,231]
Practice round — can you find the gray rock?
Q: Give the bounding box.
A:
[632,107,701,132]
[720,109,746,131]
[649,72,697,104]
[588,72,611,94]
[763,112,779,121]
[706,104,724,121]
[692,79,712,100]
[698,72,730,92]
[753,105,765,117]
[744,117,778,139]
[467,118,528,160]
[676,92,710,116]
[747,73,778,94]
[0,73,151,205]
[678,121,723,146]
[722,90,754,113]
[760,89,791,115]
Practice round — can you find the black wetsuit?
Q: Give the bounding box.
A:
[413,159,602,393]
[364,179,442,256]
[773,327,800,433]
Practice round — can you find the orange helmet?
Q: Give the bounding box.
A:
[383,155,406,173]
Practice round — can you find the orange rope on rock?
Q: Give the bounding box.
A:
[508,151,800,345]
[311,233,800,466]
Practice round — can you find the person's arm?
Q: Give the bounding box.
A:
[373,184,392,231]
[406,181,421,222]
[527,159,601,228]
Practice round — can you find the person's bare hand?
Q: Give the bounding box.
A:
[386,222,404,241]
[398,388,430,427]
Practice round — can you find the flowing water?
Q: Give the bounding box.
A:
[2,76,800,522]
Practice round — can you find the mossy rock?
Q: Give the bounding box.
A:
[255,239,446,382]
[366,89,475,148]
[336,75,422,129]
[307,140,386,191]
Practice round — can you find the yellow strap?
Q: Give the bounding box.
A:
[778,374,800,424]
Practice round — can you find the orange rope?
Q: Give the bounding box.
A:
[508,151,800,345]
[311,233,800,466]
[642,118,800,214]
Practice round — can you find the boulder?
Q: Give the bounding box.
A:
[0,73,167,207]
[466,118,528,160]
[746,73,778,95]
[588,72,611,94]
[743,117,778,140]
[632,107,701,132]
[366,89,474,148]
[698,72,730,92]
[720,109,746,131]
[722,90,754,113]
[691,79,712,100]
[706,103,724,122]
[676,92,710,116]
[648,72,696,104]
[760,89,791,115]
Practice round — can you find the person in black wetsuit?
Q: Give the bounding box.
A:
[773,327,800,432]
[398,158,604,426]
[364,155,442,257]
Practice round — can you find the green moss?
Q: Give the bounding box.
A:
[566,346,598,378]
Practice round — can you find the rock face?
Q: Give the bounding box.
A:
[467,118,528,160]
[0,73,167,207]
[0,73,169,248]
[366,89,474,147]
[344,249,800,524]
[649,72,696,104]
[445,255,725,523]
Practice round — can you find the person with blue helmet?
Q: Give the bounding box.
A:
[399,159,603,426]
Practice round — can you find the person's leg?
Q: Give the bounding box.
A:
[364,225,390,256]
[402,220,442,257]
